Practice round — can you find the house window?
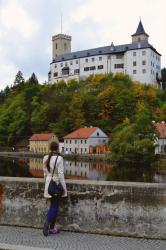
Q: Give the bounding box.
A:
[133,61,136,66]
[142,51,146,55]
[90,66,96,70]
[53,72,58,77]
[54,64,57,68]
[84,67,89,71]
[65,62,68,67]
[85,148,87,152]
[142,69,146,74]
[133,70,137,74]
[70,61,73,65]
[60,63,63,67]
[74,69,80,74]
[114,64,124,69]
[85,140,87,144]
[98,65,104,69]
[133,52,136,56]
[75,140,77,144]
[92,58,95,62]
[66,140,68,144]
[97,132,99,136]
[85,58,88,63]
[142,60,146,65]
[76,60,78,64]
[70,140,71,144]
[99,56,102,61]
[81,140,83,144]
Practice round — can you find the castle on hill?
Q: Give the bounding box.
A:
[48,20,161,85]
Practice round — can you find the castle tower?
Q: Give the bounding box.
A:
[132,20,149,43]
[52,34,72,59]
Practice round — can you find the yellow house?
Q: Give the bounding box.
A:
[29,133,58,153]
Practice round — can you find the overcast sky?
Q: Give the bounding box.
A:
[0,0,165,90]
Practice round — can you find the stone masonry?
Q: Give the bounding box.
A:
[0,177,166,239]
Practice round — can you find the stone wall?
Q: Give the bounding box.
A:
[0,177,166,239]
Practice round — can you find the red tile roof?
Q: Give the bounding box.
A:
[63,127,98,139]
[29,133,54,141]
[156,122,166,139]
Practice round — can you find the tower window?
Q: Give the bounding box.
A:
[64,43,67,50]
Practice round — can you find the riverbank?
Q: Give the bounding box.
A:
[0,151,112,162]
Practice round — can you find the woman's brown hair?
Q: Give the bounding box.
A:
[46,141,59,172]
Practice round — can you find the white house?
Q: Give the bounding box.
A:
[48,20,161,85]
[63,127,109,154]
[155,122,166,155]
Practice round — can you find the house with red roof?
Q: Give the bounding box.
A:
[29,133,58,153]
[155,122,166,155]
[63,127,109,154]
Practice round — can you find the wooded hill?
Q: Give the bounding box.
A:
[0,72,165,149]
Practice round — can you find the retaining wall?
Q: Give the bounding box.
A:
[0,177,166,239]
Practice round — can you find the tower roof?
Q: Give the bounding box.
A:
[132,20,149,37]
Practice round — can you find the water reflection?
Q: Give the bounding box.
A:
[0,156,165,183]
[28,158,111,180]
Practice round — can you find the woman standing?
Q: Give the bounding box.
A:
[43,141,67,236]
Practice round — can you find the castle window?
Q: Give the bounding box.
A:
[61,63,63,67]
[114,64,124,69]
[142,51,146,55]
[65,62,68,67]
[64,43,67,50]
[92,58,95,62]
[90,66,96,70]
[74,69,80,74]
[133,70,137,74]
[142,69,146,74]
[53,72,58,77]
[84,67,89,71]
[133,52,136,56]
[56,43,58,49]
[62,67,69,75]
[98,65,103,69]
[99,56,102,61]
[85,58,88,63]
[116,54,123,59]
[133,61,136,66]
[142,60,146,65]
[76,60,78,64]
[70,61,73,65]
[54,64,57,68]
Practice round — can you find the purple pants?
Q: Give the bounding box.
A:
[46,196,58,229]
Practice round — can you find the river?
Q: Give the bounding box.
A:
[0,156,165,182]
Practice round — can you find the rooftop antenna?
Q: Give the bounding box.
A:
[61,13,63,34]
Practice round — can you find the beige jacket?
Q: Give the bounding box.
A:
[43,155,67,198]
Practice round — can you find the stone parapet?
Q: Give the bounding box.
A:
[0,177,166,239]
